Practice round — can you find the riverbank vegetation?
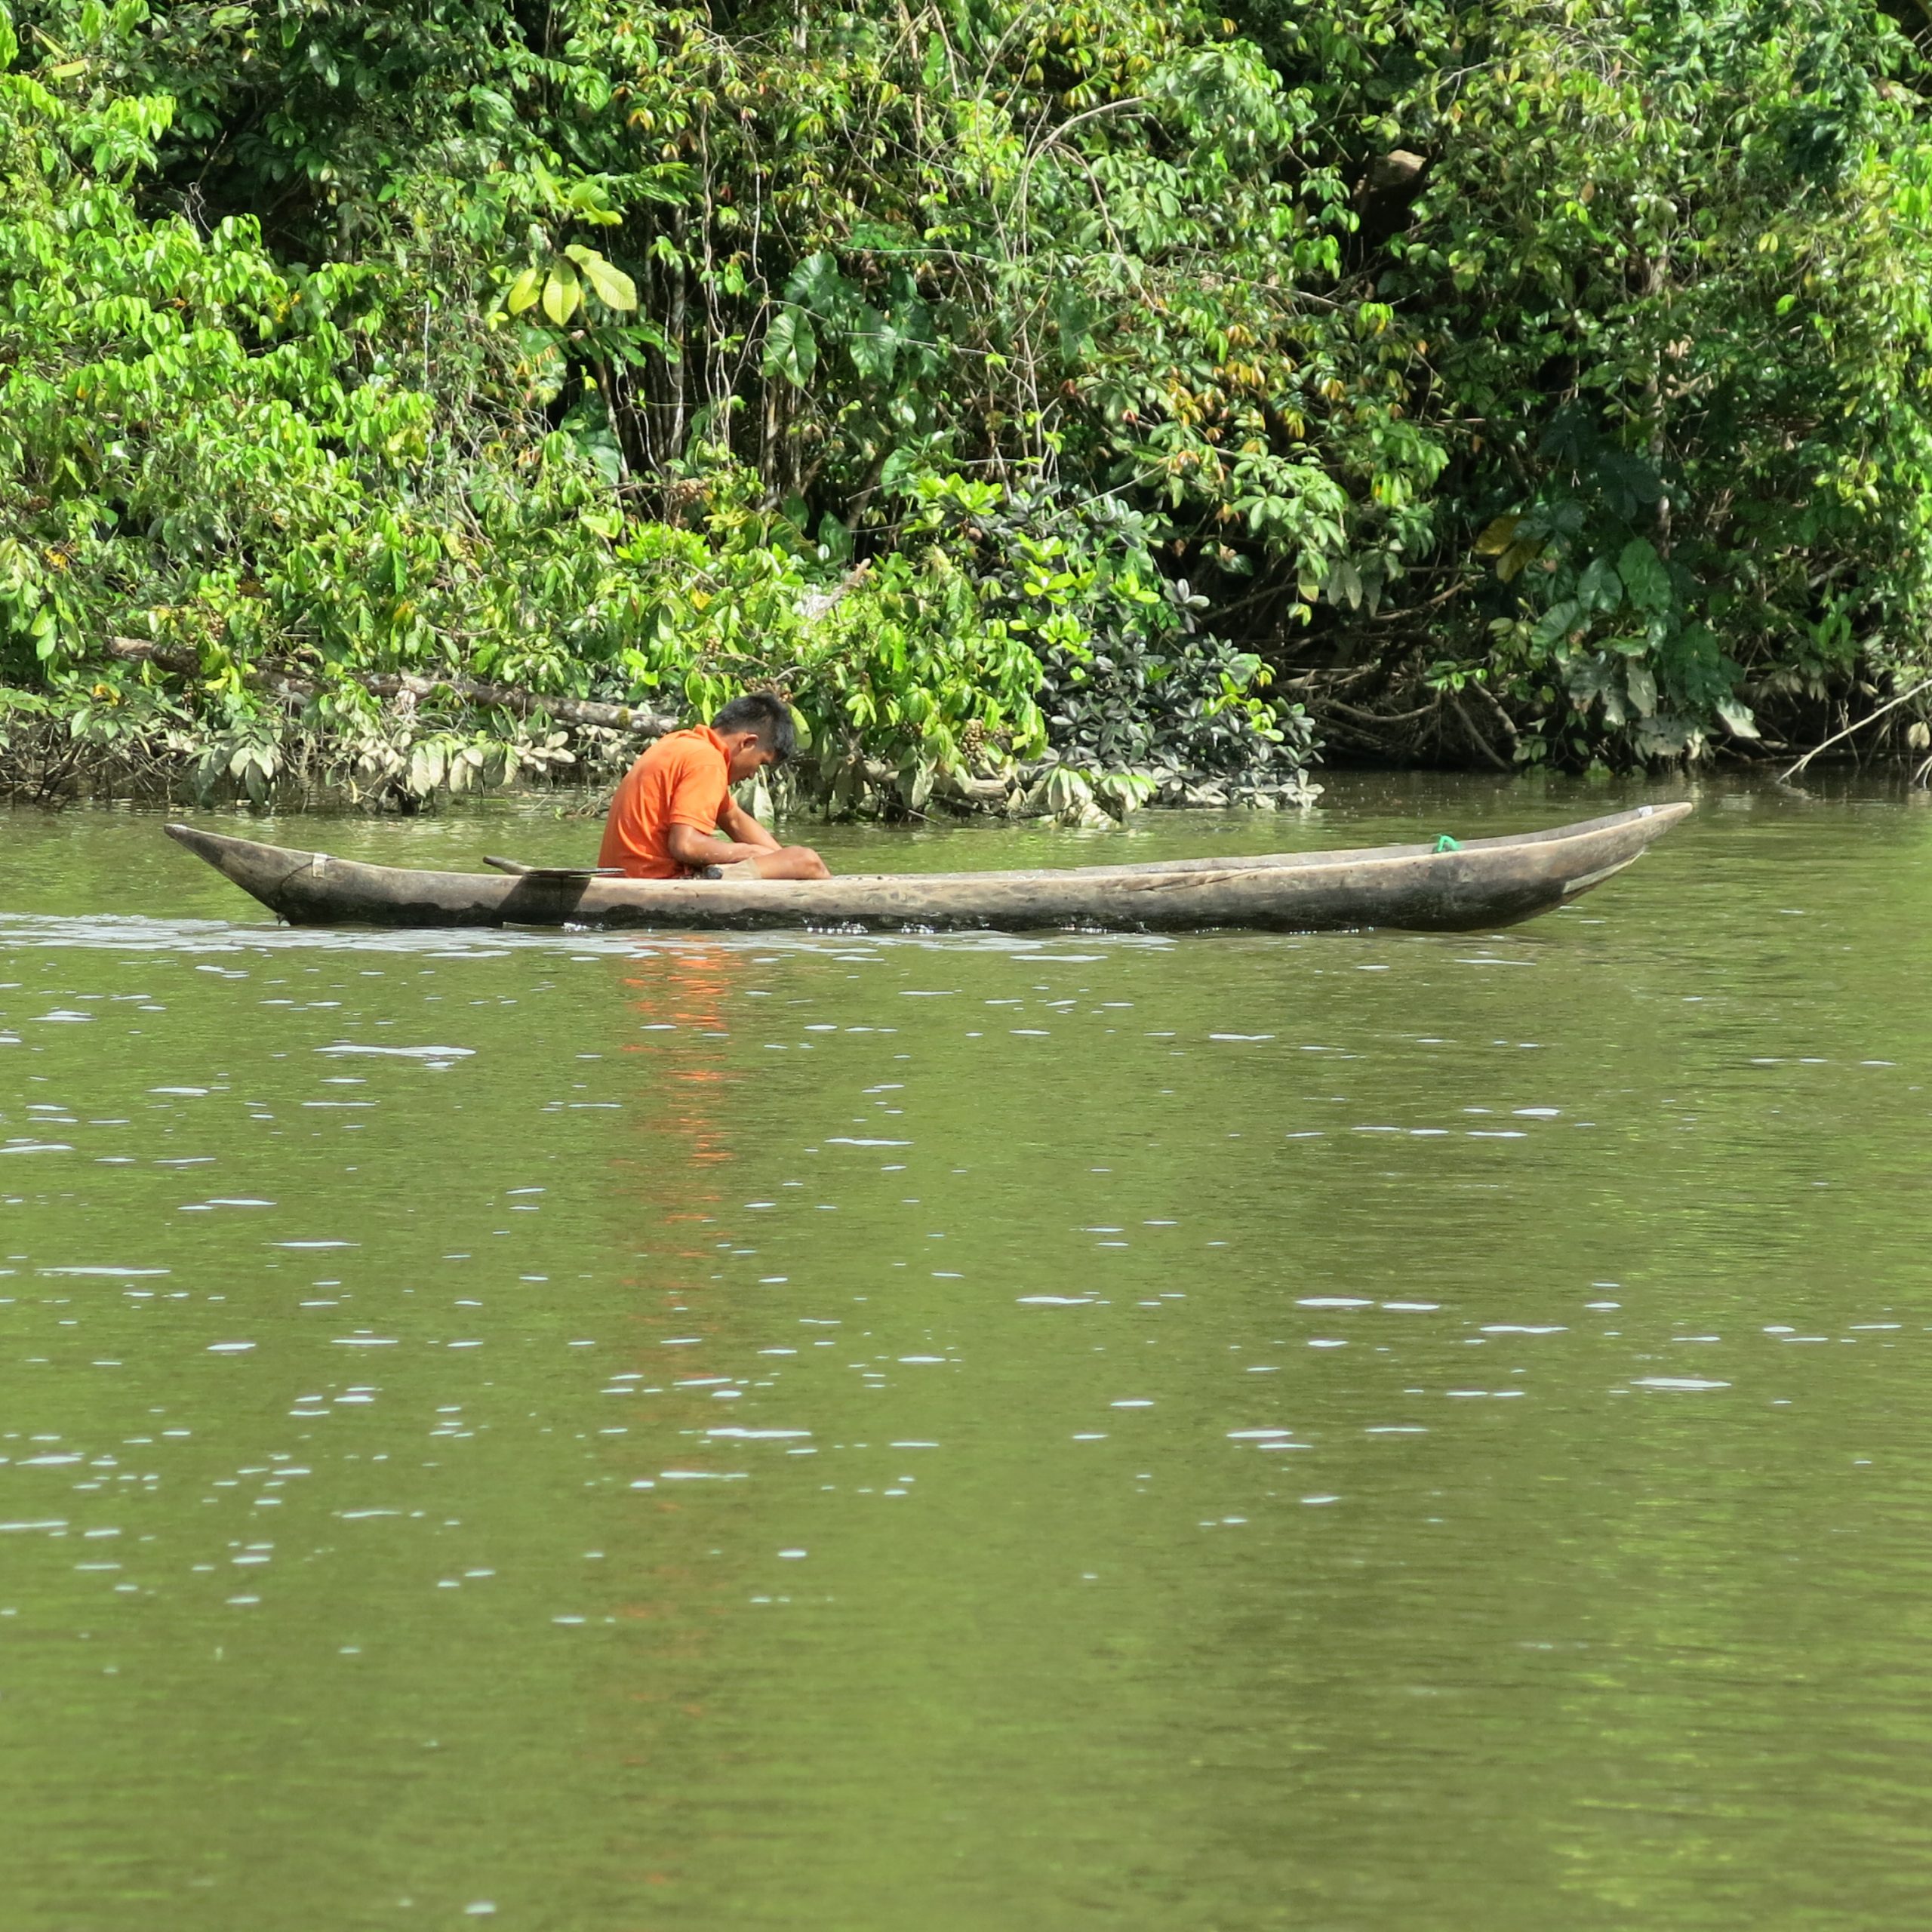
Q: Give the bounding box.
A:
[4,0,1932,813]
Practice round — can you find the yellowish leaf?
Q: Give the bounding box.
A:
[565,245,638,312]
[542,260,581,325]
[505,266,543,314]
[1497,536,1544,583]
[1475,514,1521,557]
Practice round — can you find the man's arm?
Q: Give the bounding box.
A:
[657,762,778,871]
[666,821,767,870]
[665,818,831,880]
[664,792,777,869]
[717,797,780,852]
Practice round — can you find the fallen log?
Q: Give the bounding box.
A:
[105,637,681,737]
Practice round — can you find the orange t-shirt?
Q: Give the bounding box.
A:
[597,728,731,878]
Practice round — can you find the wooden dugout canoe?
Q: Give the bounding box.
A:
[164,801,1690,935]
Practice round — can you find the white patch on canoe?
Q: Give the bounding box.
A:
[1561,856,1635,895]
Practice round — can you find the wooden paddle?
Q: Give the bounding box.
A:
[482,856,626,879]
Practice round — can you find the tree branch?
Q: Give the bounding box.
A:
[1777,676,1932,782]
[105,639,682,736]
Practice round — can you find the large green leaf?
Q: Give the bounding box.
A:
[1531,599,1580,648]
[760,307,818,387]
[565,245,637,312]
[1715,697,1760,739]
[1617,538,1673,616]
[1577,555,1622,613]
[541,260,581,326]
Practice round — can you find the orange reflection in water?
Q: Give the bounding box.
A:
[608,939,753,1367]
[595,943,781,1896]
[605,944,757,1636]
[618,943,744,1183]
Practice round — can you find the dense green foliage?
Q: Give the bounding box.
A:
[1322,0,1932,766]
[3,0,1931,805]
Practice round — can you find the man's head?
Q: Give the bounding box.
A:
[711,693,798,782]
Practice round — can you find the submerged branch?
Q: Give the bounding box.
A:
[1777,677,1932,783]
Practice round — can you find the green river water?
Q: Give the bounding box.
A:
[4,774,1930,1930]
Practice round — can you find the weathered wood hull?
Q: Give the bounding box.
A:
[164,803,1690,935]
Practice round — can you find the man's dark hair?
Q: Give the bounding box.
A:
[712,692,797,763]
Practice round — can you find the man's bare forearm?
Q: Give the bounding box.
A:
[665,824,771,870]
[718,800,781,851]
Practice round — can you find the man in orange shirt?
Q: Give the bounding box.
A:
[598,693,831,881]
